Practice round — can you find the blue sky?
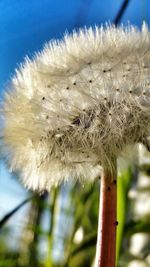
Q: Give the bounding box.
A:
[1,0,149,92]
[0,0,150,246]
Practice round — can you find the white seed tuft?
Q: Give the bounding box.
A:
[1,24,150,191]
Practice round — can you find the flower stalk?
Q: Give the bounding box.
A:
[96,169,117,267]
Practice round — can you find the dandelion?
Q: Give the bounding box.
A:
[1,24,150,267]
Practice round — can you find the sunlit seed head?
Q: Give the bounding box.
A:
[1,23,150,191]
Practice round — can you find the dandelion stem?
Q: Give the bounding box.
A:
[96,169,117,267]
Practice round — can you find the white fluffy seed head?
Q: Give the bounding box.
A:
[1,24,150,191]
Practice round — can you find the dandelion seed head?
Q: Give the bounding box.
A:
[2,24,150,191]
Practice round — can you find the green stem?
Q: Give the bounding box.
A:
[46,188,58,267]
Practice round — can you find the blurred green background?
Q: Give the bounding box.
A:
[0,1,150,266]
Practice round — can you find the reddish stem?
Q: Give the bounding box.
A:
[95,171,117,267]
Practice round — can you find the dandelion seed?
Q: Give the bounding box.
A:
[1,23,150,192]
